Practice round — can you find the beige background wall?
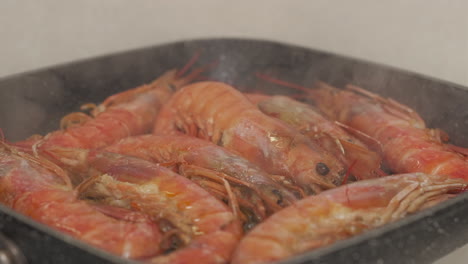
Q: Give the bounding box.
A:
[1,1,468,263]
[1,1,467,86]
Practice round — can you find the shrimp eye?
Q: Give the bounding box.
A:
[161,233,184,254]
[316,163,330,176]
[271,189,284,206]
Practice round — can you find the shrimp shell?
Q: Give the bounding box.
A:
[103,134,299,228]
[0,143,162,259]
[310,82,468,180]
[248,94,384,180]
[231,172,467,264]
[79,151,242,264]
[153,81,346,194]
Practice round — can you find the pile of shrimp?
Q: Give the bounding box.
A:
[1,55,468,264]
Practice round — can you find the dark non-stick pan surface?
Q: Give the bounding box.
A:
[0,38,467,264]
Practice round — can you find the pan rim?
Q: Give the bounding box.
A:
[0,37,466,92]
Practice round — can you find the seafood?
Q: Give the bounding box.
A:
[78,150,242,264]
[15,58,205,169]
[231,172,467,264]
[4,54,467,264]
[31,70,175,150]
[247,94,384,180]
[308,82,468,180]
[102,134,298,228]
[0,142,162,259]
[153,81,347,194]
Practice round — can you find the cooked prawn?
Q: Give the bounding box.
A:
[153,82,346,195]
[309,82,468,180]
[247,94,384,180]
[231,172,467,264]
[102,134,298,229]
[15,56,206,168]
[0,142,162,259]
[78,150,242,264]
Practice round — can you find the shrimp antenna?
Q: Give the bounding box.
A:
[341,160,358,185]
[255,73,312,93]
[176,50,202,78]
[0,133,18,152]
[0,128,5,143]
[0,128,13,145]
[181,59,219,84]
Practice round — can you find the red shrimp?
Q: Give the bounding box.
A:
[231,172,467,264]
[78,150,242,264]
[15,57,206,166]
[153,82,347,195]
[0,143,162,259]
[308,82,468,180]
[246,94,384,180]
[101,134,298,228]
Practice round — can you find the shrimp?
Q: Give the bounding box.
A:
[308,82,468,180]
[101,134,298,229]
[246,94,384,180]
[77,150,242,264]
[231,172,467,264]
[153,81,346,195]
[15,56,206,167]
[0,142,162,259]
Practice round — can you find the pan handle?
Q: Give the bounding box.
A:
[0,233,27,264]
